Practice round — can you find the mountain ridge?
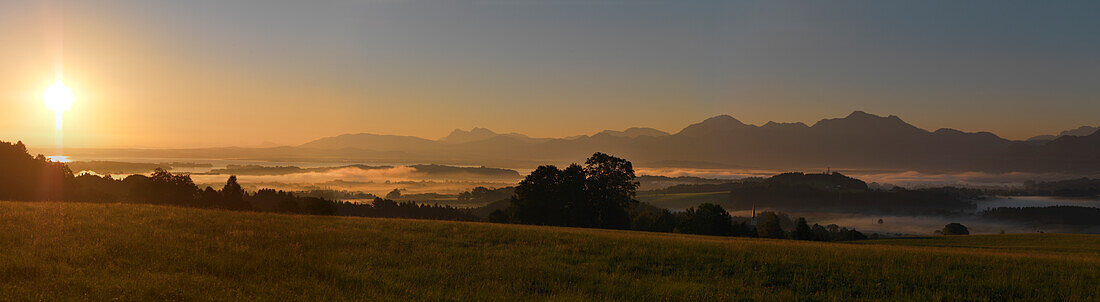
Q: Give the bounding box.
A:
[300,111,1033,147]
[1027,126,1100,142]
[119,111,1100,173]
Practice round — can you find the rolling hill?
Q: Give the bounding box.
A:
[1,201,1096,300]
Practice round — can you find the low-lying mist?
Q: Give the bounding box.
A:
[69,158,1100,235]
[189,166,518,196]
[635,167,1100,189]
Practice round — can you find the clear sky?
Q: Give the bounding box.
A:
[1,0,1098,148]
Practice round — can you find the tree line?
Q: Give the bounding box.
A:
[1005,178,1100,197]
[487,152,867,241]
[335,198,478,220]
[982,206,1100,226]
[3,140,868,240]
[1,140,468,220]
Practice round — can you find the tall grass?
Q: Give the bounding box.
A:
[0,201,1096,300]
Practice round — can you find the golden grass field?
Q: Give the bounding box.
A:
[0,201,1097,301]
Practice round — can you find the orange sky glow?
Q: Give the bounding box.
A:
[2,1,1098,148]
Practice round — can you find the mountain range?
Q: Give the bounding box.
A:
[51,111,1098,173]
[289,111,1098,172]
[1026,126,1100,142]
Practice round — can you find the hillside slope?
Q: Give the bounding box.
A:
[0,201,1097,300]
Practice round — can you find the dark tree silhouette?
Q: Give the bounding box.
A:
[509,165,585,225]
[583,152,640,229]
[0,141,73,201]
[301,197,337,215]
[500,153,639,229]
[70,173,125,203]
[982,206,1100,226]
[277,198,302,213]
[485,153,872,240]
[333,197,476,220]
[942,223,970,235]
[219,175,250,210]
[679,203,733,236]
[144,168,199,205]
[811,224,830,241]
[385,188,403,200]
[628,203,678,233]
[790,217,815,240]
[757,212,786,239]
[198,187,221,208]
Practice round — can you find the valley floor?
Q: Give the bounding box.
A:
[0,201,1096,300]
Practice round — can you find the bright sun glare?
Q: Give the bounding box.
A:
[42,80,74,130]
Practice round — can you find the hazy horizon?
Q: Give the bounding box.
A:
[13,110,1099,150]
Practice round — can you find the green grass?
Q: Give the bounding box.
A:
[0,201,1097,301]
[636,191,730,210]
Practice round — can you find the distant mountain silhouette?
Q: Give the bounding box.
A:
[1027,126,1100,142]
[675,115,753,137]
[438,128,547,144]
[982,129,1100,172]
[640,110,1016,170]
[439,128,499,144]
[60,111,1100,173]
[809,111,926,137]
[287,111,1035,171]
[596,127,670,138]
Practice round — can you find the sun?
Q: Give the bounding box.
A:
[42,80,74,130]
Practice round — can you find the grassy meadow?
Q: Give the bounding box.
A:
[0,201,1097,301]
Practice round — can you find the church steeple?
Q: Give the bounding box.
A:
[751,200,757,225]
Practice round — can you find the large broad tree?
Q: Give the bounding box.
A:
[145,168,199,205]
[505,152,639,229]
[942,223,970,235]
[583,152,639,229]
[511,165,585,226]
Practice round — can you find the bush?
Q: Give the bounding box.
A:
[942,223,969,235]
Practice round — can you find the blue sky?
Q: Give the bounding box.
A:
[1,0,1098,147]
